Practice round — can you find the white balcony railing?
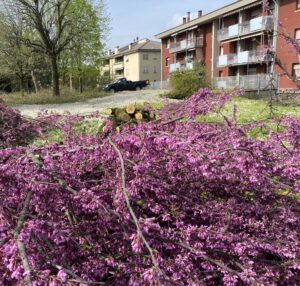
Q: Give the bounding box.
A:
[170,37,204,54]
[169,61,195,73]
[214,74,278,90]
[217,49,273,67]
[217,16,274,41]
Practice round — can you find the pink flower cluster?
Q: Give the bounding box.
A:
[0,89,299,285]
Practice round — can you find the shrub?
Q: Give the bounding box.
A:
[167,62,209,99]
[0,89,299,285]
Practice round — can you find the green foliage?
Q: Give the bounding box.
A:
[60,0,109,92]
[167,63,209,99]
[1,0,109,96]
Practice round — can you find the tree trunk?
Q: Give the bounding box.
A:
[31,70,38,93]
[79,75,83,93]
[19,77,24,97]
[51,55,60,96]
[69,73,73,92]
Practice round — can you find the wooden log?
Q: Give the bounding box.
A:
[114,109,132,122]
[106,108,114,115]
[119,113,132,122]
[135,112,143,121]
[126,104,136,114]
[149,111,155,119]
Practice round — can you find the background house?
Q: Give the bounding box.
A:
[101,39,161,83]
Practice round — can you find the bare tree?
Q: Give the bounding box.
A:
[3,0,91,96]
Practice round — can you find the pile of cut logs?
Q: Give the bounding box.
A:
[104,103,157,131]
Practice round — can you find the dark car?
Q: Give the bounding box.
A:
[103,78,149,93]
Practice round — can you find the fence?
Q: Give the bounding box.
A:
[214,74,278,91]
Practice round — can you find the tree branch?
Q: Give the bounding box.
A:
[108,137,163,285]
[13,190,33,285]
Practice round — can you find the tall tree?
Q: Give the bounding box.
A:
[3,0,106,96]
[0,12,31,94]
[60,0,107,92]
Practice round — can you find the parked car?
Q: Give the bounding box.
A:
[103,78,149,93]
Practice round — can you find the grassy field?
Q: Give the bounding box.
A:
[32,96,300,146]
[198,96,300,124]
[0,88,110,105]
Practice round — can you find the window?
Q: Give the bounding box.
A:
[297,0,300,10]
[143,54,149,60]
[143,66,149,74]
[296,29,300,45]
[293,64,300,79]
[166,57,170,67]
[166,39,170,49]
[153,66,157,74]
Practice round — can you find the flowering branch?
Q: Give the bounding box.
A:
[108,137,163,286]
[13,190,33,285]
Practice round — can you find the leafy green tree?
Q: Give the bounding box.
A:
[60,0,108,92]
[0,12,31,94]
[3,0,108,97]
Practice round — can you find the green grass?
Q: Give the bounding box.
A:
[1,88,110,105]
[32,97,300,145]
[197,97,300,124]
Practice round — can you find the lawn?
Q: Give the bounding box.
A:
[197,96,300,123]
[32,96,300,146]
[0,88,110,105]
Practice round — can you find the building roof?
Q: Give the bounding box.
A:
[106,39,161,59]
[155,0,260,39]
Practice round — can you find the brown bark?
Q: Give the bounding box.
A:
[69,73,73,92]
[31,70,38,93]
[51,55,60,96]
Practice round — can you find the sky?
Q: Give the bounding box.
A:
[105,0,233,49]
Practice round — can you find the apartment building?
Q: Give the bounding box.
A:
[156,0,300,90]
[102,39,161,83]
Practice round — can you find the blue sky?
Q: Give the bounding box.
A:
[105,0,233,49]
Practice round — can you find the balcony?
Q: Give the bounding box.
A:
[170,37,204,54]
[214,74,278,90]
[217,16,274,41]
[114,61,124,70]
[102,65,110,72]
[217,49,273,67]
[169,61,194,73]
